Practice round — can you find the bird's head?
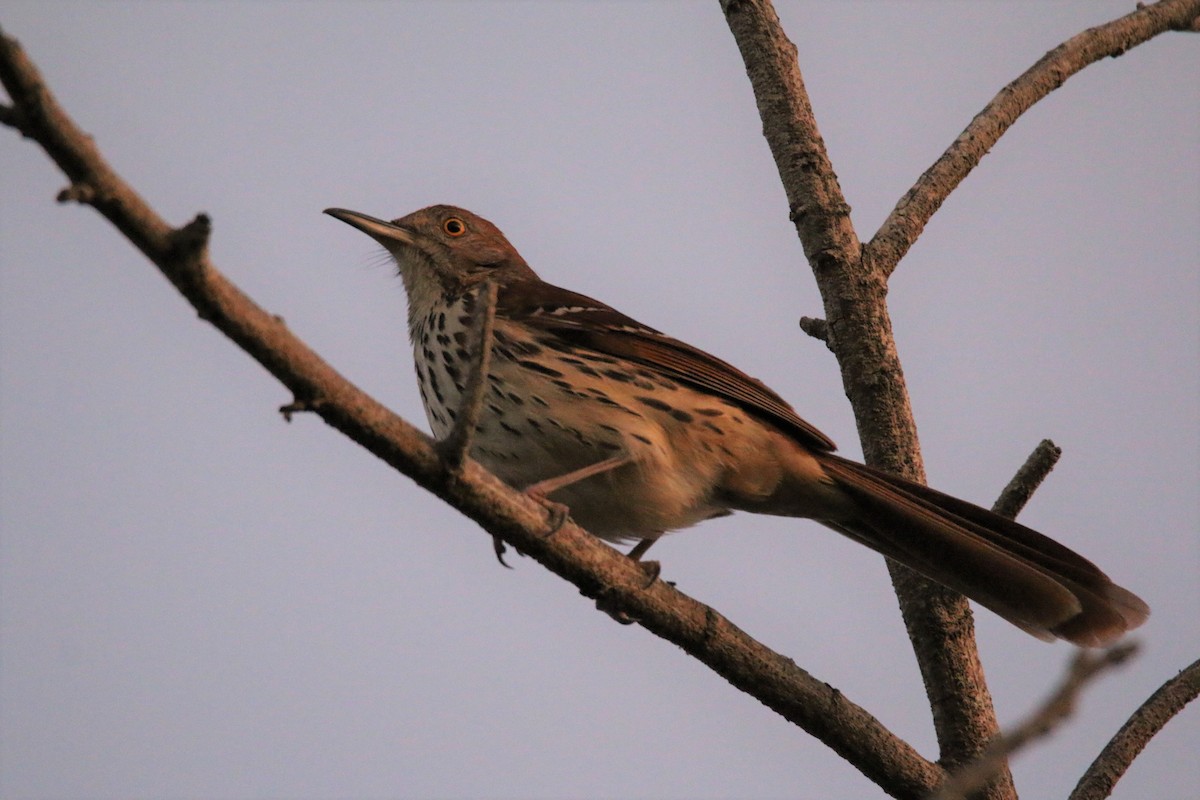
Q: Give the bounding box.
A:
[325,205,536,324]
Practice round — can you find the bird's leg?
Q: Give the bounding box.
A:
[596,532,663,623]
[521,454,633,539]
[625,537,662,585]
[436,280,498,471]
[626,537,658,561]
[524,454,633,497]
[525,456,661,581]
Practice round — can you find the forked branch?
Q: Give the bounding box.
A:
[3,5,1193,797]
[719,1,1193,795]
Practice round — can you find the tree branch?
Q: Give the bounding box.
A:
[866,0,1200,278]
[992,440,1061,519]
[0,100,28,133]
[1070,656,1200,800]
[932,644,1139,800]
[719,2,1009,788]
[0,24,946,799]
[721,3,1189,792]
[798,315,829,344]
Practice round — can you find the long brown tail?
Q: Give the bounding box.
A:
[817,454,1148,646]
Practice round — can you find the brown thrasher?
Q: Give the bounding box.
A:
[326,204,1148,646]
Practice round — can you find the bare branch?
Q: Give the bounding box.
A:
[866,0,1200,278]
[720,2,1008,785]
[798,315,828,343]
[912,436,1069,793]
[1071,656,1200,800]
[0,100,30,134]
[931,645,1139,800]
[0,25,945,797]
[717,0,859,273]
[721,3,1189,788]
[919,438,1071,791]
[992,440,1062,519]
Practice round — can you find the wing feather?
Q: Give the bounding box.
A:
[497,280,836,451]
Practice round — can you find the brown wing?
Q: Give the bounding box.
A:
[497,279,837,452]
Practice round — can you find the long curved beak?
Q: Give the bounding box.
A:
[324,208,415,248]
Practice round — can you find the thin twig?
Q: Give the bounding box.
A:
[917,441,1066,796]
[436,280,497,471]
[0,101,29,134]
[930,644,1139,800]
[1070,656,1200,800]
[866,0,1200,278]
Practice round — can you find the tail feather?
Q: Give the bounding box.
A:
[818,454,1148,646]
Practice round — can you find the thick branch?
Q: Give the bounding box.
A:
[1071,657,1200,800]
[720,2,1008,787]
[866,0,1200,277]
[0,25,945,798]
[721,2,1191,789]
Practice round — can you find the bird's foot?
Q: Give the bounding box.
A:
[595,590,636,625]
[491,535,519,568]
[625,537,661,588]
[633,559,661,588]
[524,488,571,538]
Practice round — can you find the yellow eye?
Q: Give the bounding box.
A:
[443,217,466,237]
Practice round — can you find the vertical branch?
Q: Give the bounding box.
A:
[719,2,1008,788]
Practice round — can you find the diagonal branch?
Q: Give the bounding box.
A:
[1070,656,1200,800]
[0,100,28,133]
[932,644,1138,800]
[992,440,1061,518]
[866,0,1200,278]
[0,25,946,799]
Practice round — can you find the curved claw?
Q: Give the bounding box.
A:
[595,591,637,625]
[525,489,571,537]
[634,559,661,589]
[492,535,514,569]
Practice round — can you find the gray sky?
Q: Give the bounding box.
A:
[2,2,1197,798]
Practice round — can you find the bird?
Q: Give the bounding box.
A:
[325,204,1148,647]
